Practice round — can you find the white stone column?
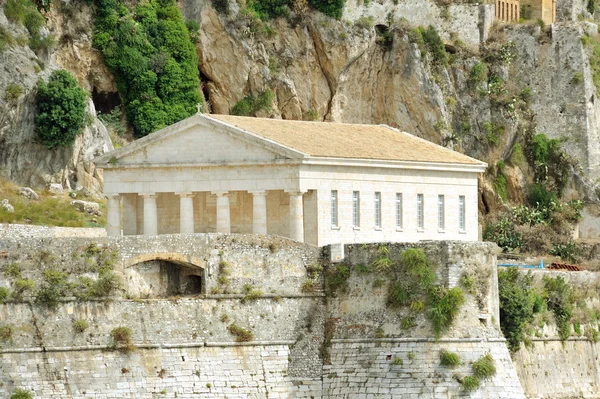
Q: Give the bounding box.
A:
[122,194,137,235]
[178,192,195,234]
[250,190,268,235]
[106,194,121,237]
[287,190,305,242]
[142,193,158,236]
[213,191,231,234]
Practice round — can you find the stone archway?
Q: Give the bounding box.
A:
[123,253,206,298]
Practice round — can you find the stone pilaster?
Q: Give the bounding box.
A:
[122,194,137,235]
[250,190,268,235]
[106,194,121,237]
[141,193,158,236]
[178,192,195,234]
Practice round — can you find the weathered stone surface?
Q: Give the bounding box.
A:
[70,199,101,215]
[0,199,14,213]
[48,183,64,194]
[18,187,39,200]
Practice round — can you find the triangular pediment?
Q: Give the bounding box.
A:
[94,114,305,166]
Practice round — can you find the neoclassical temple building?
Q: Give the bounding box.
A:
[94,114,487,246]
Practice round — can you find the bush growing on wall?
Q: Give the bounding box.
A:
[93,0,203,137]
[34,70,87,148]
[308,0,344,19]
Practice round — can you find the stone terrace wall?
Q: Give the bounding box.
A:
[322,241,525,398]
[0,223,106,238]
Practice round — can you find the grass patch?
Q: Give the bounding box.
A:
[472,353,496,379]
[241,284,262,303]
[0,178,106,227]
[227,323,254,342]
[110,326,135,354]
[439,349,461,367]
[461,375,480,391]
[73,318,89,333]
[391,356,403,365]
[301,279,318,293]
[13,278,34,299]
[10,389,33,399]
[427,286,465,336]
[0,286,10,302]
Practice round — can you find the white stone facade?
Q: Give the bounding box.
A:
[94,114,487,246]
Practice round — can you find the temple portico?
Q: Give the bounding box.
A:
[105,188,309,242]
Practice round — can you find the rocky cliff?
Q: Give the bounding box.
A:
[1,0,599,214]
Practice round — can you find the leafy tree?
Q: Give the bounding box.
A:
[34,70,87,148]
[93,0,203,137]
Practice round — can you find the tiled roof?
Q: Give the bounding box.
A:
[209,114,485,165]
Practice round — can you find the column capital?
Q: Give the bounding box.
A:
[211,191,230,197]
[105,194,121,200]
[285,189,307,196]
[176,191,194,198]
[249,190,268,196]
[139,193,158,199]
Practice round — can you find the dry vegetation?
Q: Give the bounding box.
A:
[0,178,106,227]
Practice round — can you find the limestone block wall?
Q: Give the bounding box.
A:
[513,339,600,398]
[325,339,523,399]
[0,237,526,398]
[321,241,524,397]
[508,269,600,398]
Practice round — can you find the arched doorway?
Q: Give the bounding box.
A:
[124,256,205,298]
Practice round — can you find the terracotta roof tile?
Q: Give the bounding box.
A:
[209,114,485,166]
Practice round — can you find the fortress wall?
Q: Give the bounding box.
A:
[0,237,527,398]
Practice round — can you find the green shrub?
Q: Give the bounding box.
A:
[469,62,487,86]
[493,174,508,201]
[110,326,135,353]
[13,278,35,299]
[498,268,536,351]
[227,323,254,342]
[391,356,403,365]
[527,183,557,209]
[5,83,23,104]
[472,353,496,379]
[248,0,291,20]
[543,275,574,341]
[94,0,203,137]
[35,70,87,148]
[0,26,16,51]
[308,0,344,19]
[550,241,578,263]
[324,263,350,295]
[511,143,526,166]
[231,90,273,116]
[6,262,21,278]
[185,19,200,43]
[10,389,33,399]
[483,217,522,252]
[439,349,461,367]
[461,375,480,391]
[427,286,465,336]
[36,269,69,308]
[420,25,447,66]
[0,286,10,302]
[73,318,89,333]
[301,279,318,293]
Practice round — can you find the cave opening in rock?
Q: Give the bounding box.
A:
[92,87,122,115]
[198,69,213,113]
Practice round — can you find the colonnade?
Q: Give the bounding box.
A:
[106,190,307,242]
[495,0,520,22]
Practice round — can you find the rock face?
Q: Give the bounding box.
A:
[0,6,113,197]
